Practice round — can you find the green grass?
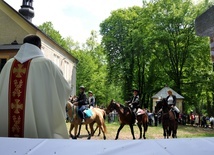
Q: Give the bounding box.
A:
[66,122,214,140]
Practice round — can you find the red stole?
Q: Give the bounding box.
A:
[8,59,32,137]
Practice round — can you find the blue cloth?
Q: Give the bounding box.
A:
[84,109,93,118]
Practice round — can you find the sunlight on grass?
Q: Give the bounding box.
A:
[66,121,214,140]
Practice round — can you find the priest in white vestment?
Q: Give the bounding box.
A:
[0,34,71,139]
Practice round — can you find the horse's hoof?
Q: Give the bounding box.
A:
[70,135,74,139]
[87,137,91,140]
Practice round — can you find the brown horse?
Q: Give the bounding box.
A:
[66,101,107,139]
[106,99,148,140]
[155,98,178,138]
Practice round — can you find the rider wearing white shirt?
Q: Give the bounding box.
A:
[166,90,180,122]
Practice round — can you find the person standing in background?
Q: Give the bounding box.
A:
[88,91,96,108]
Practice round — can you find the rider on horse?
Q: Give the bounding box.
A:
[126,88,141,124]
[166,90,180,122]
[73,86,88,123]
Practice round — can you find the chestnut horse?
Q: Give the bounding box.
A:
[77,108,106,137]
[155,98,178,138]
[66,101,107,139]
[106,99,148,140]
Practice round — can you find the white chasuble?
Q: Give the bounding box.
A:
[0,43,71,139]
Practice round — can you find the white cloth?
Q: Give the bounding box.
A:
[167,96,174,105]
[0,43,71,139]
[14,43,44,63]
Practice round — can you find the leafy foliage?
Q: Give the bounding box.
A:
[38,0,214,116]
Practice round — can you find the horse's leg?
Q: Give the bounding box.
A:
[101,124,107,140]
[96,122,106,140]
[85,124,91,136]
[163,128,166,139]
[77,124,82,137]
[137,123,142,139]
[172,125,178,138]
[73,124,79,139]
[89,122,96,136]
[163,125,167,139]
[142,123,148,139]
[115,124,124,140]
[69,123,74,139]
[86,123,94,140]
[97,125,101,136]
[129,124,135,140]
[174,129,177,138]
[167,128,171,138]
[93,124,100,136]
[93,123,100,136]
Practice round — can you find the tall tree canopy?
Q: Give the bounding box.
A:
[100,0,213,114]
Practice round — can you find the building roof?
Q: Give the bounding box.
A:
[152,86,184,99]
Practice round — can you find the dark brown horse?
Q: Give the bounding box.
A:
[106,99,148,140]
[155,98,178,138]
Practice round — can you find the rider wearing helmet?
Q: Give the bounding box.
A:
[126,88,140,124]
[74,86,88,123]
[88,90,96,108]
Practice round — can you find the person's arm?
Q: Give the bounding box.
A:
[78,93,87,105]
[173,95,176,105]
[132,96,140,106]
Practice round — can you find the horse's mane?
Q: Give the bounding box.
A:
[159,98,170,113]
[67,101,78,114]
[119,103,125,109]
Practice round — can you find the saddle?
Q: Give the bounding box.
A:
[136,108,147,115]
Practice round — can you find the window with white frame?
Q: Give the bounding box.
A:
[64,60,69,80]
[53,54,60,67]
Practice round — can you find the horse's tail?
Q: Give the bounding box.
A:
[102,109,107,120]
[145,114,149,132]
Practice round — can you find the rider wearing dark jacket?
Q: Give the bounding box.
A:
[127,90,140,112]
[166,90,180,122]
[126,88,140,124]
[75,86,88,122]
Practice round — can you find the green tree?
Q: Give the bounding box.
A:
[144,0,212,113]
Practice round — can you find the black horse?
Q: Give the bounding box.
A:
[155,98,178,138]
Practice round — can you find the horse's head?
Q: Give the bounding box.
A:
[155,99,164,113]
[106,99,117,114]
[66,101,77,120]
[155,98,168,113]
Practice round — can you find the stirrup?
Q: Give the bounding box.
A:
[82,119,85,123]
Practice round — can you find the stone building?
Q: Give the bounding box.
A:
[0,1,78,95]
